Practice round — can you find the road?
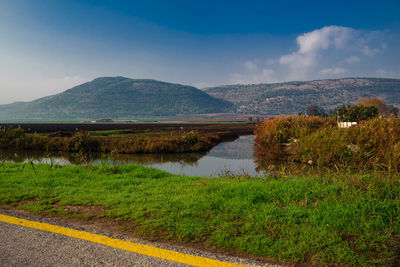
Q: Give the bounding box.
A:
[0,213,276,267]
[0,221,188,266]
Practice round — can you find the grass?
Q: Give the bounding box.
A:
[0,162,399,266]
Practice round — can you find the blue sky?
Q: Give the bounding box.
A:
[0,0,399,104]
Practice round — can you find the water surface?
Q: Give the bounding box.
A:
[1,135,265,177]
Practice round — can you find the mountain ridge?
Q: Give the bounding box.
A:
[0,77,234,120]
[205,77,400,115]
[1,77,399,120]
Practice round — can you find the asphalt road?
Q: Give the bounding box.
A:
[0,221,189,267]
[0,211,279,267]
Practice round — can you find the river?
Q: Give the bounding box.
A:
[0,135,266,177]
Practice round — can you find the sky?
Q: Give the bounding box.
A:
[0,0,400,104]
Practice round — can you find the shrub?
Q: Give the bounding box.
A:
[180,131,199,144]
[336,104,379,121]
[69,131,99,153]
[254,116,336,161]
[0,128,26,148]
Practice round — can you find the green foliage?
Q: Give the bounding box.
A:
[336,104,379,121]
[0,163,399,266]
[0,128,25,148]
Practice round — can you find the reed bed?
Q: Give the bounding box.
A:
[0,129,216,154]
[255,116,400,171]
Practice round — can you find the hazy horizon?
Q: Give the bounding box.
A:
[1,0,399,104]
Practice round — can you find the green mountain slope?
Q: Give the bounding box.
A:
[0,77,234,120]
[205,78,400,114]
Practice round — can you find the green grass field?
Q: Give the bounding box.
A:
[0,162,399,265]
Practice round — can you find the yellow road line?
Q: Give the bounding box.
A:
[0,214,244,267]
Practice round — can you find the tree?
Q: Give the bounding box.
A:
[336,104,378,121]
[306,105,326,116]
[357,98,388,116]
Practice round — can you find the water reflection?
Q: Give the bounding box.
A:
[0,136,267,177]
[0,149,206,165]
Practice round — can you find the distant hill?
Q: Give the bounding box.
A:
[0,77,234,120]
[1,77,399,120]
[205,78,400,115]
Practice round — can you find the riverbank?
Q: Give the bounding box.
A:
[0,123,255,154]
[0,163,399,266]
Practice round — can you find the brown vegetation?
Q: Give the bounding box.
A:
[357,97,399,117]
[255,116,400,171]
[254,116,336,161]
[0,123,255,154]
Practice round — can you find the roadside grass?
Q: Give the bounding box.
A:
[0,163,399,266]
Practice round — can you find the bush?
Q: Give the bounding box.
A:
[0,128,26,148]
[254,116,336,161]
[336,104,378,121]
[69,131,99,153]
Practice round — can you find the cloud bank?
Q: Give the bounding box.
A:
[231,26,399,84]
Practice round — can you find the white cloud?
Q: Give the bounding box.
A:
[319,68,347,75]
[345,56,360,64]
[362,45,381,56]
[265,58,276,65]
[296,26,352,54]
[227,26,399,84]
[279,26,354,80]
[280,52,316,68]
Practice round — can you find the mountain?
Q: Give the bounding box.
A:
[0,77,234,120]
[205,78,400,115]
[2,77,399,120]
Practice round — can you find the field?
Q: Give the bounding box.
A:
[0,122,255,154]
[0,163,399,266]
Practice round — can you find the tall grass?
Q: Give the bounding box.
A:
[0,129,213,154]
[297,117,400,170]
[255,116,400,171]
[254,116,336,161]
